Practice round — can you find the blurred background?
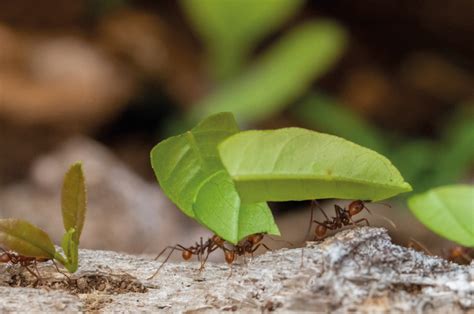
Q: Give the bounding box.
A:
[0,0,472,260]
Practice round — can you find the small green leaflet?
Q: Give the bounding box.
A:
[219,127,412,203]
[61,162,87,242]
[408,185,474,247]
[193,170,279,244]
[0,219,56,259]
[151,112,280,243]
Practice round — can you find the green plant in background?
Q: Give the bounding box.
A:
[0,163,87,273]
[191,21,347,125]
[151,112,411,244]
[179,0,347,126]
[181,0,305,81]
[408,185,474,247]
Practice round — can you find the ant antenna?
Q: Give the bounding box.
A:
[408,237,434,256]
[303,200,316,241]
[265,235,294,247]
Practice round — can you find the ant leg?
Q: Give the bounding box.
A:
[304,200,317,241]
[52,260,71,281]
[148,245,186,279]
[153,245,186,261]
[317,202,330,221]
[250,243,271,254]
[352,218,370,226]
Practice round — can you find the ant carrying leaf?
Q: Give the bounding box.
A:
[149,232,289,279]
[0,162,87,276]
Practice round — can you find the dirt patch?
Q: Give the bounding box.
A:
[2,265,147,294]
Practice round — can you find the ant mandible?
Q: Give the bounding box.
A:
[0,248,51,281]
[310,200,372,240]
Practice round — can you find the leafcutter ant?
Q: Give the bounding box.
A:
[223,233,271,264]
[446,246,473,265]
[148,236,223,279]
[149,233,280,279]
[0,248,51,281]
[307,200,372,240]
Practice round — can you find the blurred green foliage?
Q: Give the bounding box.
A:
[293,92,386,152]
[181,0,304,81]
[191,21,346,125]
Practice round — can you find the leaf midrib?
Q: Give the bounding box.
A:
[232,174,410,189]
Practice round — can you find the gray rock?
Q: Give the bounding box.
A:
[0,227,472,312]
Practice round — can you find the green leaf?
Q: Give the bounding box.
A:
[191,20,347,125]
[151,112,240,217]
[61,162,87,242]
[0,219,56,258]
[193,170,279,244]
[60,228,79,273]
[219,127,412,203]
[408,185,474,247]
[181,0,304,80]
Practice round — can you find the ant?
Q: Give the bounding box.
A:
[148,235,224,279]
[0,248,51,281]
[309,200,372,240]
[149,233,275,279]
[446,246,473,265]
[223,233,271,265]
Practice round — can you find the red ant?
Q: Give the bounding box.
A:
[0,248,51,281]
[446,246,473,265]
[148,235,224,279]
[223,233,271,264]
[149,233,275,279]
[309,200,372,240]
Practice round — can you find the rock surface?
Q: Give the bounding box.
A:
[0,227,472,312]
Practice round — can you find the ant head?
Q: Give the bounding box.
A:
[0,253,10,263]
[212,235,224,246]
[450,246,465,258]
[182,250,192,260]
[224,250,235,264]
[348,200,371,216]
[315,224,327,238]
[248,233,264,245]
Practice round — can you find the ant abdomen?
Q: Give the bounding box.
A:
[182,250,192,260]
[315,224,327,238]
[348,200,364,216]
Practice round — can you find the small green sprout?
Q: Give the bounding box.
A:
[0,162,87,273]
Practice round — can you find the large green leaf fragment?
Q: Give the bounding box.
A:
[408,185,474,247]
[151,112,240,217]
[62,162,87,241]
[219,128,412,203]
[191,20,347,125]
[0,219,56,258]
[193,170,279,244]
